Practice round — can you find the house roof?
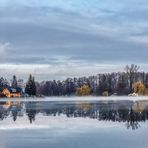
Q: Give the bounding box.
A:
[4,87,22,93]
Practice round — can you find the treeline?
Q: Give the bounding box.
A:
[0,64,147,97]
[35,64,148,96]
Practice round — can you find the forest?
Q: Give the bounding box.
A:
[35,64,148,97]
[0,64,148,97]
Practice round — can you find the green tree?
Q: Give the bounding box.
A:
[25,74,36,96]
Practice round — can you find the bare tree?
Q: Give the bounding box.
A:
[125,64,140,93]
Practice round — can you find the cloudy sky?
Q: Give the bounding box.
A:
[0,0,148,81]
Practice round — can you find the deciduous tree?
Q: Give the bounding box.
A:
[132,81,145,95]
[76,84,91,96]
[125,64,140,93]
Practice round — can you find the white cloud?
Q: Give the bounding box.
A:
[0,62,129,81]
[0,42,10,53]
[0,42,10,61]
[129,35,148,44]
[0,1,147,80]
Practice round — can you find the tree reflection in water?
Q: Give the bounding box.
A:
[0,100,148,130]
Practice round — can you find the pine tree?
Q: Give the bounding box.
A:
[12,75,17,88]
[25,74,36,96]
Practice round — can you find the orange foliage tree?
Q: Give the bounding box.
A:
[132,81,145,95]
[76,84,91,96]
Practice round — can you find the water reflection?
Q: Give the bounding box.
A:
[0,100,148,130]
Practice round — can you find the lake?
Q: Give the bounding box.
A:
[0,97,148,148]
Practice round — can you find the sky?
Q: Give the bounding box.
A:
[0,0,148,81]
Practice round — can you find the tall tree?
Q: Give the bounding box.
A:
[12,75,18,88]
[125,64,140,93]
[25,74,36,96]
[117,73,128,95]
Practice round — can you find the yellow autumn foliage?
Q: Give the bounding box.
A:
[132,81,145,95]
[76,84,91,96]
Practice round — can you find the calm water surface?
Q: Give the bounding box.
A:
[0,99,148,148]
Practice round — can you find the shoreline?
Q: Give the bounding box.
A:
[0,96,148,102]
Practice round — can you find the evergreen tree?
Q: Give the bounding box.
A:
[12,75,17,88]
[25,74,36,96]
